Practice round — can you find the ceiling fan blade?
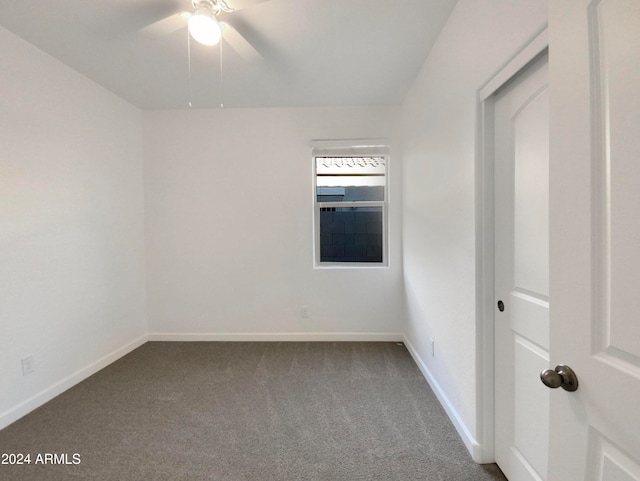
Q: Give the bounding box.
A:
[224,0,270,12]
[221,22,263,62]
[139,12,190,37]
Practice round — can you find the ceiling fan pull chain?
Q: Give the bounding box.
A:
[187,29,193,108]
[219,37,224,108]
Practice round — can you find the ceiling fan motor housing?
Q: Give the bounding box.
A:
[192,0,233,16]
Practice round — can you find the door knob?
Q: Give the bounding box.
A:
[540,364,579,392]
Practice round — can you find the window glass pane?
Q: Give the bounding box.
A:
[316,157,385,202]
[319,206,383,263]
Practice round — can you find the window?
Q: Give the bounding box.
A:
[312,142,389,266]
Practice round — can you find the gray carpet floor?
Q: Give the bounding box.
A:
[0,342,506,480]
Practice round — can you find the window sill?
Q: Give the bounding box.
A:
[313,263,389,270]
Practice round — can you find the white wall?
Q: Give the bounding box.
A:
[400,0,547,460]
[144,107,404,339]
[0,27,147,429]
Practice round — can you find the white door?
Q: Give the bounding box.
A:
[547,1,640,480]
[494,53,550,481]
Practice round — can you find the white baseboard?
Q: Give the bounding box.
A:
[403,336,484,463]
[148,332,404,342]
[0,334,148,431]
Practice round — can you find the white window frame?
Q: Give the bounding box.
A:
[311,140,390,268]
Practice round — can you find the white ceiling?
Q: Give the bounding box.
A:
[0,0,458,110]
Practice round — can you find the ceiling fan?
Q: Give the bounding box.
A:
[140,0,266,62]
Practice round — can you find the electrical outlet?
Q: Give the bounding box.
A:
[429,338,435,357]
[302,306,309,318]
[22,356,35,376]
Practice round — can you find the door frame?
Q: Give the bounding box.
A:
[474,28,549,464]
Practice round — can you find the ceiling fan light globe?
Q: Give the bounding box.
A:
[188,13,222,46]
